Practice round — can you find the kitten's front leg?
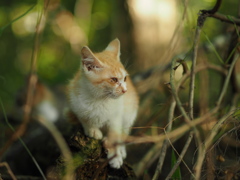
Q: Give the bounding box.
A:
[118,126,131,159]
[104,121,124,169]
[104,133,123,169]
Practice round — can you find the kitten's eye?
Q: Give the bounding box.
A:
[111,77,118,83]
[124,76,127,82]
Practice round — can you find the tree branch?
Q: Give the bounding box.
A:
[203,0,222,14]
[209,13,240,26]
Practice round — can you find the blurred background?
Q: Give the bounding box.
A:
[1,0,235,111]
[0,0,240,179]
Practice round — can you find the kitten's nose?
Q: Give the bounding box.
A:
[122,89,127,93]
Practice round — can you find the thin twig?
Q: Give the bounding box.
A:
[1,0,47,151]
[0,2,50,179]
[188,15,205,180]
[189,26,201,120]
[165,132,194,180]
[165,130,195,177]
[216,53,239,107]
[208,13,240,26]
[170,58,191,122]
[0,98,47,180]
[189,0,221,118]
[135,142,163,177]
[152,99,176,180]
[126,108,216,145]
[20,0,47,132]
[0,162,17,180]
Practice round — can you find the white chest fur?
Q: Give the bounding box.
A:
[69,89,124,127]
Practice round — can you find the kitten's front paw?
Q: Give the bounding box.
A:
[104,137,125,168]
[107,146,124,169]
[85,128,103,139]
[108,155,123,169]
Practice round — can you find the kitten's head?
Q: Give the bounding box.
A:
[81,38,128,99]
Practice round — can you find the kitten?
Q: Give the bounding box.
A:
[67,38,138,169]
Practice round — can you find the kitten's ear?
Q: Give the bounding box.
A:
[81,46,103,71]
[105,38,121,61]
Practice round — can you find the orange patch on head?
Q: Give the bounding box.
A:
[94,51,124,69]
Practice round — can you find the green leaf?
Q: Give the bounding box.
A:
[171,150,182,179]
[202,31,224,64]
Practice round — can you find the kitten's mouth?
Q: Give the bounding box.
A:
[105,92,122,99]
[109,93,120,99]
[111,94,121,99]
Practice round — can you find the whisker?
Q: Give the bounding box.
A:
[123,58,130,68]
